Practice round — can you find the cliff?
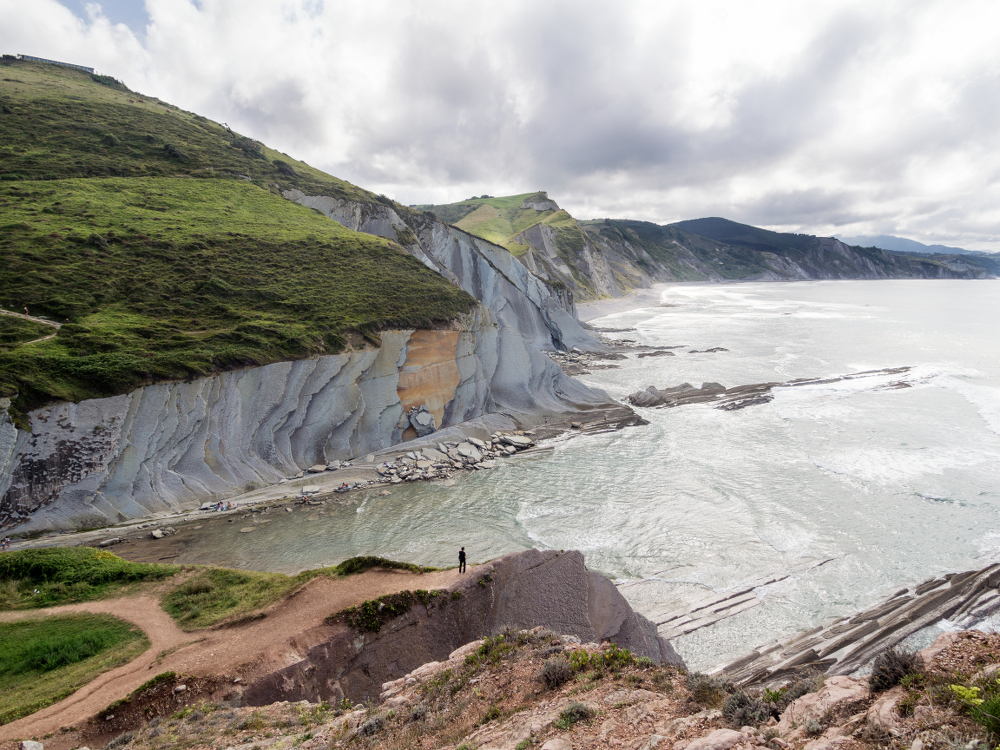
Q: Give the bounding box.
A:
[242,549,682,706]
[282,190,602,353]
[418,195,996,300]
[0,307,611,532]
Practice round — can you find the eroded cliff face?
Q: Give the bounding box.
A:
[0,307,611,532]
[281,190,602,353]
[241,549,682,705]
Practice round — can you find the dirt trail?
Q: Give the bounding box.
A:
[0,566,469,744]
[0,308,61,346]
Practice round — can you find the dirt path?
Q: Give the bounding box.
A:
[0,308,61,347]
[0,566,470,745]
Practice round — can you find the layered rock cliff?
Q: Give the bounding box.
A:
[282,190,604,353]
[242,549,683,705]
[0,307,611,532]
[417,195,996,301]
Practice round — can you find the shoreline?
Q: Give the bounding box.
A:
[6,402,644,561]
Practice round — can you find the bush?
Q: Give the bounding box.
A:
[869,647,919,692]
[686,672,732,707]
[553,702,593,729]
[358,714,384,735]
[539,656,572,689]
[723,690,772,727]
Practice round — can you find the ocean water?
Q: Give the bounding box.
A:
[175,280,1000,670]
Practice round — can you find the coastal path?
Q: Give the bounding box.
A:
[0,566,467,747]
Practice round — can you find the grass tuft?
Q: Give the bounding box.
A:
[0,613,149,724]
[0,547,177,610]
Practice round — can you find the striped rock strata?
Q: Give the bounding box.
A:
[0,306,612,532]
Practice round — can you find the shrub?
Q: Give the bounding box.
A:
[723,690,772,727]
[539,657,572,689]
[553,702,593,729]
[869,647,919,692]
[358,715,384,736]
[686,672,732,707]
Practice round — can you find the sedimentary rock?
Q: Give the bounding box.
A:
[241,549,683,705]
[282,190,603,354]
[0,307,613,531]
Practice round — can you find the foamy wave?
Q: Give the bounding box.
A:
[814,446,999,484]
[934,376,1000,436]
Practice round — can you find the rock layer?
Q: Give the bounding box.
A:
[0,308,612,532]
[282,190,604,353]
[241,549,683,705]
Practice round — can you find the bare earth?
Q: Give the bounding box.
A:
[0,566,469,748]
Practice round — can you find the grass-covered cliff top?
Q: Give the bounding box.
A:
[0,59,477,418]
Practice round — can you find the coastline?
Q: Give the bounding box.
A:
[576,283,671,323]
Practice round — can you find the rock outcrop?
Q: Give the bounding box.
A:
[0,308,613,531]
[282,190,603,353]
[242,549,682,705]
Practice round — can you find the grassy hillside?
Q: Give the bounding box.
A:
[671,217,818,255]
[417,192,576,256]
[0,59,477,420]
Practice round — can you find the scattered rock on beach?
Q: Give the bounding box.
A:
[637,350,676,358]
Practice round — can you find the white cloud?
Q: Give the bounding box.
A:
[2,0,1000,249]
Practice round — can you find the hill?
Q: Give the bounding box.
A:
[421,194,996,300]
[0,58,478,420]
[838,233,974,255]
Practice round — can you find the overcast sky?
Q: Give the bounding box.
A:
[3,0,1000,250]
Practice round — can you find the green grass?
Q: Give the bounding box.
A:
[160,556,436,630]
[0,59,372,202]
[0,613,149,724]
[161,567,302,630]
[0,60,477,419]
[0,315,54,346]
[0,547,178,610]
[0,177,476,416]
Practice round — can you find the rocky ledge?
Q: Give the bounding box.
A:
[91,626,1000,750]
[628,367,914,411]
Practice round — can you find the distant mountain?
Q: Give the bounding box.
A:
[837,234,976,256]
[418,198,997,301]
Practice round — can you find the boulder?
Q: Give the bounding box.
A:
[308,464,326,473]
[98,537,123,547]
[456,443,483,462]
[501,435,533,448]
[408,405,437,437]
[20,742,44,750]
[777,676,869,736]
[416,460,433,469]
[150,529,164,539]
[422,447,448,462]
[468,437,486,449]
[327,460,342,470]
[866,686,905,731]
[682,728,745,750]
[541,739,573,750]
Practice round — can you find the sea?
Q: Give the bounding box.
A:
[173,279,1000,671]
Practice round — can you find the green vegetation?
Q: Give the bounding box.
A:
[161,555,435,630]
[0,547,177,610]
[0,314,54,346]
[330,588,446,633]
[331,556,433,576]
[0,60,477,419]
[553,701,594,729]
[160,567,303,630]
[0,613,149,724]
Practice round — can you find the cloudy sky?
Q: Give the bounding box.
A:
[3,0,1000,250]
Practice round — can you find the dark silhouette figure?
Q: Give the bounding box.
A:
[458,547,466,574]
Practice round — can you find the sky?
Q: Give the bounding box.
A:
[3,1,1000,251]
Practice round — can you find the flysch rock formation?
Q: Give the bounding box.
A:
[240,549,684,706]
[282,189,605,354]
[627,367,914,411]
[0,307,614,532]
[718,563,1000,687]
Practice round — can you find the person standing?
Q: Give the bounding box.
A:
[458,547,466,574]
